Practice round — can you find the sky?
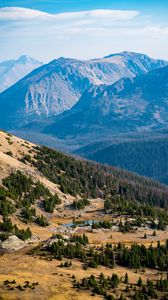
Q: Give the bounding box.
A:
[0,0,168,62]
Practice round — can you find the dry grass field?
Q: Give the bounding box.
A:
[0,247,165,300]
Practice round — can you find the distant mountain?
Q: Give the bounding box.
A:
[0,55,43,92]
[43,65,168,139]
[0,52,167,129]
[75,132,168,185]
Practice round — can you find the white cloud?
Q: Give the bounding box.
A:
[0,6,167,61]
[0,7,139,22]
[0,7,50,21]
[0,7,141,40]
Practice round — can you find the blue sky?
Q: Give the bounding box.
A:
[0,0,167,14]
[0,0,167,62]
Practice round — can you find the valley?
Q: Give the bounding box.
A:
[0,131,168,299]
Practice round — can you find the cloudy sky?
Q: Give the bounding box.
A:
[0,0,167,62]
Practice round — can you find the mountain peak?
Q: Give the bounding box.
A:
[0,55,43,93]
[17,55,42,65]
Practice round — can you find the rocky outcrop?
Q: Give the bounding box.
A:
[0,235,26,252]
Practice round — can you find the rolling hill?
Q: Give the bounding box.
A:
[0,129,168,228]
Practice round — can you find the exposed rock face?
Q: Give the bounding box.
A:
[0,235,26,251]
[43,65,168,139]
[0,52,166,129]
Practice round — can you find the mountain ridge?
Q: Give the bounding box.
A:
[42,65,168,139]
[0,51,167,129]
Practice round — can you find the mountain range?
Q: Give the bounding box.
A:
[0,55,43,93]
[42,64,168,140]
[0,51,166,129]
[0,51,168,185]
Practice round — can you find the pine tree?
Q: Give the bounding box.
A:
[124,273,129,284]
[137,277,143,287]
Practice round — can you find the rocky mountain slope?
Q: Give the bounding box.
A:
[0,55,42,93]
[42,65,168,140]
[0,52,167,129]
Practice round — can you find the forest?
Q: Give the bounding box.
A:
[30,146,168,209]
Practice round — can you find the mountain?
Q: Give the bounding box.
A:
[0,52,167,129]
[42,65,168,140]
[42,65,168,185]
[0,55,43,93]
[75,131,168,185]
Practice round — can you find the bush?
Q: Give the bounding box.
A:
[44,194,61,213]
[72,198,90,210]
[36,215,49,227]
